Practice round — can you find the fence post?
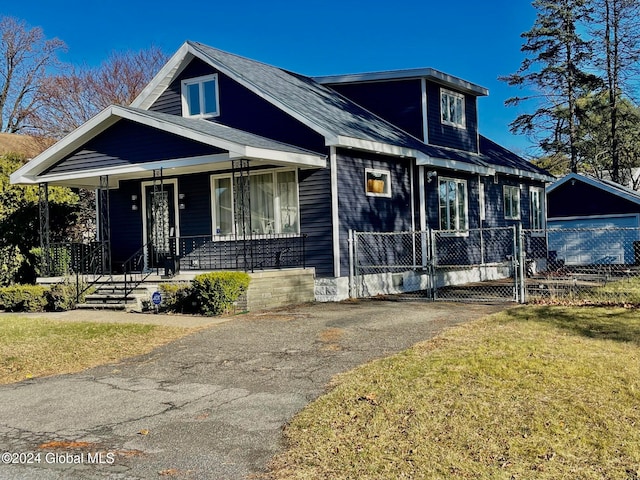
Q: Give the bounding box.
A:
[429,227,437,300]
[348,229,355,298]
[517,223,526,304]
[511,225,519,303]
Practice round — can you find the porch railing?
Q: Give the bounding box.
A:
[173,233,307,273]
[48,241,109,302]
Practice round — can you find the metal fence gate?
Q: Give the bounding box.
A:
[350,226,640,305]
[350,227,523,303]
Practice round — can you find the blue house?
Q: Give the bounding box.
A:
[11,41,553,301]
[547,173,640,266]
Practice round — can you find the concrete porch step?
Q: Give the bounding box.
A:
[76,303,127,310]
[84,294,141,305]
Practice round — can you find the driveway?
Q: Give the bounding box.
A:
[0,300,505,479]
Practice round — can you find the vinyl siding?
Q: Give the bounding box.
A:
[178,174,212,236]
[299,167,334,277]
[109,180,144,267]
[149,58,327,155]
[337,149,413,276]
[45,120,221,175]
[426,82,478,152]
[327,80,424,140]
[548,180,640,218]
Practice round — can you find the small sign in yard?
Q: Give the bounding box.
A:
[151,291,162,306]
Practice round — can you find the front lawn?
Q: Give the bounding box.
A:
[0,316,193,384]
[270,306,640,479]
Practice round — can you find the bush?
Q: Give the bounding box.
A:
[0,285,49,312]
[192,271,250,316]
[158,282,196,313]
[0,245,25,287]
[47,279,92,311]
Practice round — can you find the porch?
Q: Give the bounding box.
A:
[45,232,307,278]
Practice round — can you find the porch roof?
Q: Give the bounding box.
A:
[10,105,327,188]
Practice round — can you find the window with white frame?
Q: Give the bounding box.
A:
[504,185,521,220]
[211,169,299,236]
[530,186,545,230]
[182,74,219,118]
[440,88,465,128]
[365,168,391,197]
[439,177,468,231]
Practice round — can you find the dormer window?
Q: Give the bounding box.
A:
[181,74,219,118]
[440,88,465,128]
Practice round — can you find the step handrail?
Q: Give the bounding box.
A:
[122,241,157,300]
[75,241,109,303]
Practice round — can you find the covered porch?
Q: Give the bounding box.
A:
[10,105,326,283]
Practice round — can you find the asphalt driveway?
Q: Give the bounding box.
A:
[0,300,505,479]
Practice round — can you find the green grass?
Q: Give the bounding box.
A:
[0,316,193,384]
[270,306,640,479]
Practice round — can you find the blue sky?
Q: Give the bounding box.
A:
[5,0,538,156]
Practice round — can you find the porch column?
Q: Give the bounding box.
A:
[232,158,252,271]
[38,182,51,277]
[98,175,112,274]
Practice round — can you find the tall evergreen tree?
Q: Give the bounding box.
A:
[501,0,599,173]
[591,0,640,183]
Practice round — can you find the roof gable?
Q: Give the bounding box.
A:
[10,105,326,186]
[548,173,640,206]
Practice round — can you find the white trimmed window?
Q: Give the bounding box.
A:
[182,74,219,118]
[504,185,521,220]
[211,169,299,236]
[440,88,465,128]
[530,186,545,230]
[439,177,468,231]
[365,168,391,198]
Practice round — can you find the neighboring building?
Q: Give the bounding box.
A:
[11,41,553,301]
[547,172,640,265]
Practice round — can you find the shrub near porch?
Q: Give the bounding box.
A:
[160,271,250,316]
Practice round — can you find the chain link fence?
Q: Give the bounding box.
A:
[527,227,640,305]
[350,227,640,305]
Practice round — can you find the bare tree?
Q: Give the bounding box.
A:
[35,46,167,138]
[0,16,66,134]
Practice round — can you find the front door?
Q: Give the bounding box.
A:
[144,183,176,269]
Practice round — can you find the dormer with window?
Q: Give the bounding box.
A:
[314,68,487,154]
[181,74,219,118]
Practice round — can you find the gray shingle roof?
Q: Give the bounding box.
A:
[189,41,428,148]
[188,42,550,178]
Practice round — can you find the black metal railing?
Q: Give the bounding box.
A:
[47,241,109,303]
[48,241,106,277]
[174,233,307,273]
[122,241,157,300]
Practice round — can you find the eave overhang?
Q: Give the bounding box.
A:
[10,105,327,188]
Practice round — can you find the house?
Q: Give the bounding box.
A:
[547,173,640,265]
[10,41,553,302]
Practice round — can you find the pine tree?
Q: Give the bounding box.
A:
[501,0,599,173]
